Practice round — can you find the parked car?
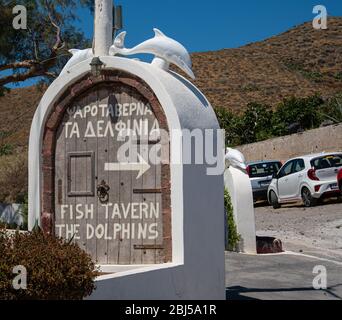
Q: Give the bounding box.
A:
[268,152,342,208]
[247,160,283,202]
[338,169,342,193]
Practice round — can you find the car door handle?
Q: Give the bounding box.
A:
[298,174,303,178]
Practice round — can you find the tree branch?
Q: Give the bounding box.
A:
[44,0,64,53]
[28,27,40,60]
[44,71,58,78]
[0,67,46,87]
[0,1,78,88]
[0,60,38,72]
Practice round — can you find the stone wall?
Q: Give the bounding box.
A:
[236,124,342,163]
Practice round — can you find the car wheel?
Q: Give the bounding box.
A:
[269,191,281,209]
[301,187,317,207]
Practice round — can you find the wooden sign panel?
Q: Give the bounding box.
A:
[42,75,171,265]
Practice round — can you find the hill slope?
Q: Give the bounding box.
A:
[0,86,44,150]
[0,17,341,152]
[191,17,342,112]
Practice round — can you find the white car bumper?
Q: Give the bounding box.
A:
[311,180,340,198]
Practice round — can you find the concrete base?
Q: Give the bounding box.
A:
[89,262,224,300]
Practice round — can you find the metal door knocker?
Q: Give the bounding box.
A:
[97,180,110,203]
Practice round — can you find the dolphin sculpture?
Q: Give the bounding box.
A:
[109,28,195,79]
[225,147,248,171]
[60,48,94,75]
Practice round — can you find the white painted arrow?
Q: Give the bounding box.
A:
[104,154,151,179]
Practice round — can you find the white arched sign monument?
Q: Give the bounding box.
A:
[28,0,225,300]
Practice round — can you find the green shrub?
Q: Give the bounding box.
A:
[0,87,10,97]
[20,195,28,231]
[241,83,259,92]
[0,228,99,300]
[239,102,274,144]
[215,104,273,146]
[272,95,324,136]
[320,94,342,124]
[224,189,241,252]
[0,131,10,140]
[215,107,237,146]
[284,60,305,72]
[0,143,13,156]
[215,93,337,147]
[334,72,342,80]
[302,71,323,82]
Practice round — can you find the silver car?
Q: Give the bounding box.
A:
[247,160,283,202]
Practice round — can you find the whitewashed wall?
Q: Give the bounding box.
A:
[29,57,225,300]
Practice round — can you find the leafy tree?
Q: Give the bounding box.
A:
[320,93,342,124]
[216,103,274,146]
[272,95,324,136]
[239,102,273,144]
[215,94,339,147]
[0,0,93,94]
[215,107,237,146]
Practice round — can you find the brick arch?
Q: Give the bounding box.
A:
[42,70,172,262]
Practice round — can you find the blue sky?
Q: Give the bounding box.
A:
[6,0,342,88]
[76,0,342,52]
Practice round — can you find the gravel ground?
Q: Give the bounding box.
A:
[255,199,342,261]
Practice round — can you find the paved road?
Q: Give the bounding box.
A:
[226,252,342,300]
[226,200,342,300]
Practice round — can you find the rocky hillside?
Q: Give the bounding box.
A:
[0,86,44,150]
[1,17,341,151]
[191,17,342,112]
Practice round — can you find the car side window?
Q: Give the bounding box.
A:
[293,159,305,173]
[278,161,294,178]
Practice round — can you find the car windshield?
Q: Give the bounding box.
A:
[248,162,282,178]
[310,154,342,170]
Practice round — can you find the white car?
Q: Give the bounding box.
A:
[268,152,342,208]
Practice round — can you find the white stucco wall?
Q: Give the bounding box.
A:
[28,56,225,299]
[224,167,256,254]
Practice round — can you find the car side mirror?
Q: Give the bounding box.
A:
[273,172,278,179]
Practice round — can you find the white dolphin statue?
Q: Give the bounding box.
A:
[225,147,247,171]
[59,29,195,79]
[60,48,93,75]
[109,28,195,79]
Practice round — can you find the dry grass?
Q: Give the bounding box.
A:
[0,86,44,150]
[189,17,342,113]
[0,86,43,202]
[0,151,28,203]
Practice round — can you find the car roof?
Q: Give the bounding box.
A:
[287,152,342,161]
[247,160,282,165]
